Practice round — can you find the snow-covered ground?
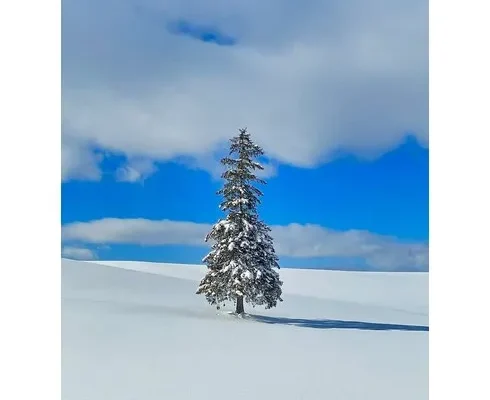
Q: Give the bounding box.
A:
[62,259,428,400]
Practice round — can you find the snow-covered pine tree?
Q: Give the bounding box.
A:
[196,128,283,315]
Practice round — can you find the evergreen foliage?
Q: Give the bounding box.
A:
[196,128,283,314]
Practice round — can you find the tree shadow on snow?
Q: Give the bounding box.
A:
[250,315,429,332]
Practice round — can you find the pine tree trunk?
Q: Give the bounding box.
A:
[236,296,244,314]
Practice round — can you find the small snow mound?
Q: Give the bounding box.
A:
[223,311,253,320]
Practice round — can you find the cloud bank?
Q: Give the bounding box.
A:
[62,218,428,271]
[115,158,158,183]
[61,245,98,260]
[62,0,428,180]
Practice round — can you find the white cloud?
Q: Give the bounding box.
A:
[61,136,102,182]
[62,218,428,271]
[62,218,211,247]
[272,223,428,271]
[116,158,157,183]
[61,246,98,260]
[256,161,278,180]
[62,0,427,179]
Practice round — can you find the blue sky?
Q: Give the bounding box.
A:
[61,0,428,271]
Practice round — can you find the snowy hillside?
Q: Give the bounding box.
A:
[62,259,428,400]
